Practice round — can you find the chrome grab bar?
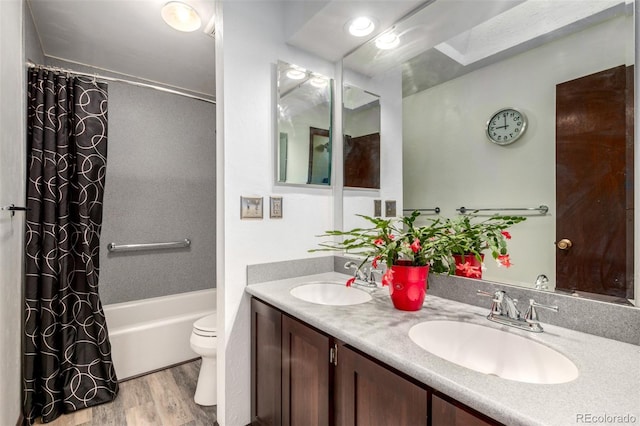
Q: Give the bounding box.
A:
[107,238,191,253]
[457,205,549,215]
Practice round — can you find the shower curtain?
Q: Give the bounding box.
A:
[23,68,118,424]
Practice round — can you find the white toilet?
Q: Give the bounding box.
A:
[190,313,217,406]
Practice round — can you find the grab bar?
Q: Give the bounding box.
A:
[403,207,441,214]
[107,238,191,253]
[456,205,549,215]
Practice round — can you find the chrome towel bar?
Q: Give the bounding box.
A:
[107,239,191,253]
[403,207,441,214]
[456,205,549,215]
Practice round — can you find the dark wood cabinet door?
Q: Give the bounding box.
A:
[251,299,282,426]
[431,394,500,426]
[335,344,427,426]
[282,315,331,426]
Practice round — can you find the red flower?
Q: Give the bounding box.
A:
[346,277,356,287]
[372,256,380,269]
[456,262,482,278]
[373,238,384,246]
[388,234,395,240]
[497,254,513,268]
[381,269,394,286]
[501,231,512,240]
[410,238,421,253]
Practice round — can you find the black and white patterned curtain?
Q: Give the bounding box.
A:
[23,68,118,424]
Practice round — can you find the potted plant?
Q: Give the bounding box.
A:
[311,211,451,311]
[435,214,527,278]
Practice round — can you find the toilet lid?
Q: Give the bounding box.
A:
[194,313,217,333]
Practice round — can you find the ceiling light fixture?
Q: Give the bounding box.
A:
[286,67,307,80]
[375,32,400,50]
[309,75,328,88]
[161,1,202,32]
[348,16,375,37]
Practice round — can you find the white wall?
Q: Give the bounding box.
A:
[403,15,631,288]
[0,0,25,423]
[216,2,336,424]
[342,67,404,232]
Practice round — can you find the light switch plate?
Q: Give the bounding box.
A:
[270,197,283,219]
[385,200,397,217]
[374,200,382,217]
[240,196,263,219]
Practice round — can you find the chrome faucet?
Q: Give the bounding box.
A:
[477,289,558,332]
[344,261,378,288]
[534,274,549,290]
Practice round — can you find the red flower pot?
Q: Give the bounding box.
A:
[388,265,429,311]
[453,254,484,278]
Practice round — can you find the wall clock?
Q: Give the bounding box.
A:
[486,107,527,145]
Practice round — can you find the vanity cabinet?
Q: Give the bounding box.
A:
[251,297,500,426]
[335,343,427,425]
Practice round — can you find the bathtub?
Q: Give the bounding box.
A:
[103,288,216,381]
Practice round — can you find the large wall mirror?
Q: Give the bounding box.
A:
[276,60,333,186]
[343,0,636,306]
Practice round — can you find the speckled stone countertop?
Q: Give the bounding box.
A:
[245,272,640,426]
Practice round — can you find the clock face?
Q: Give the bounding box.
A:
[486,108,527,145]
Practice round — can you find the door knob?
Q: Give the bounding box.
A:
[556,239,572,250]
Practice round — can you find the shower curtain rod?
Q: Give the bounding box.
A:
[26,61,216,105]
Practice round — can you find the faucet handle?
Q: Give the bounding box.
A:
[477,289,503,315]
[524,299,558,323]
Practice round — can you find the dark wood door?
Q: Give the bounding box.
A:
[282,315,331,426]
[251,299,282,426]
[335,343,427,426]
[344,133,380,189]
[431,394,500,426]
[556,65,634,299]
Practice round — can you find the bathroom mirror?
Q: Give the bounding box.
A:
[276,60,333,186]
[342,0,637,306]
[343,84,381,189]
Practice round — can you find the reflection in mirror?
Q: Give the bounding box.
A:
[343,85,381,189]
[276,60,333,186]
[342,0,636,306]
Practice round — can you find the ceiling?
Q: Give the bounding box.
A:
[27,0,216,99]
[26,0,431,101]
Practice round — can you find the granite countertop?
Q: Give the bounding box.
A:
[245,272,640,426]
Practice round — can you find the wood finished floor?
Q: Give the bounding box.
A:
[38,360,217,426]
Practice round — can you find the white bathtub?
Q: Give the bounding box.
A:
[103,288,216,381]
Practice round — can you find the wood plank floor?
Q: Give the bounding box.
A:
[37,360,217,426]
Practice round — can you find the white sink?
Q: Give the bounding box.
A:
[290,281,372,306]
[408,320,579,384]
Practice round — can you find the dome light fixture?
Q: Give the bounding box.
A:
[161,1,202,32]
[375,32,400,50]
[309,75,328,89]
[286,66,307,80]
[348,16,375,37]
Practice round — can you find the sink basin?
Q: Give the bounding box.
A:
[408,320,578,384]
[290,281,372,306]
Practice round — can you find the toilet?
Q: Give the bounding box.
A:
[190,313,217,406]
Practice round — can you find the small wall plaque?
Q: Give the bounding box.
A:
[240,196,263,219]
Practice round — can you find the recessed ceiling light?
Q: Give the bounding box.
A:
[375,32,400,50]
[161,2,202,32]
[348,16,375,37]
[286,67,307,80]
[309,75,328,88]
